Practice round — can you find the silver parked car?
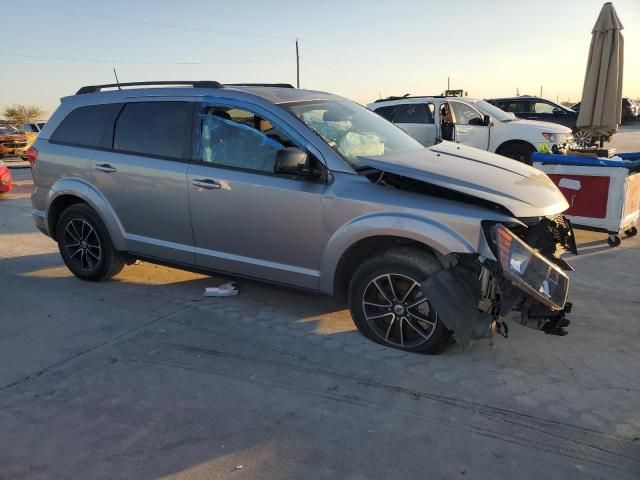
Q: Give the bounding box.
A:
[30,81,576,353]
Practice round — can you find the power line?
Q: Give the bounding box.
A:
[17,3,424,95]
[301,64,377,99]
[21,4,291,41]
[0,52,293,65]
[304,59,424,91]
[21,4,397,69]
[300,40,387,67]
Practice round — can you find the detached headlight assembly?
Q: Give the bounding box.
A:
[493,225,569,310]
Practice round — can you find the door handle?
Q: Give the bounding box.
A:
[192,178,222,190]
[529,116,538,119]
[94,163,117,173]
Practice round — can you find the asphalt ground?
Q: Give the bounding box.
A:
[1,130,639,479]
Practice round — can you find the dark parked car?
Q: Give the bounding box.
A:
[487,96,594,147]
[571,97,639,124]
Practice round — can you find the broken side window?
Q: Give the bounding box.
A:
[197,107,294,173]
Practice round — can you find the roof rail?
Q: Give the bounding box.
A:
[226,83,295,88]
[373,94,446,103]
[75,80,223,95]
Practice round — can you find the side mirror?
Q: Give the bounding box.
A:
[483,114,491,126]
[274,147,316,176]
[552,108,565,115]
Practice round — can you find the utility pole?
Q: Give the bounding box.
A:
[447,76,450,90]
[540,85,543,97]
[295,38,300,88]
[517,87,519,96]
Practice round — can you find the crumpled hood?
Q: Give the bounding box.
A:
[359,141,569,218]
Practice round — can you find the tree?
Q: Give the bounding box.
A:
[2,105,46,125]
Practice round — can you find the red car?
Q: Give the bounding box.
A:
[0,160,13,194]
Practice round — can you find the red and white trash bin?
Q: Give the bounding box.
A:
[532,152,640,247]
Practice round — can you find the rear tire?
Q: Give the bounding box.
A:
[498,142,536,165]
[56,203,125,281]
[347,248,451,354]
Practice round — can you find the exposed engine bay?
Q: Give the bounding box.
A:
[362,168,577,347]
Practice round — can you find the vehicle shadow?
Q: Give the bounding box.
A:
[574,237,623,255]
[2,251,352,334]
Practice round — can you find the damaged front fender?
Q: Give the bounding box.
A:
[422,218,576,347]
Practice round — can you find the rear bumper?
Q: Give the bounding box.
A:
[0,144,28,156]
[31,185,50,235]
[32,209,47,235]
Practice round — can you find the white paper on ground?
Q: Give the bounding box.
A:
[204,282,239,297]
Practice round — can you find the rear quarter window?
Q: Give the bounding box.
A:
[373,105,396,121]
[50,103,122,148]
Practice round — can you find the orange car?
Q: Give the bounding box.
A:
[0,125,29,159]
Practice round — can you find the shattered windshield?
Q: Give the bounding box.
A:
[284,100,424,168]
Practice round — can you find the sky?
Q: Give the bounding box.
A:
[0,0,638,119]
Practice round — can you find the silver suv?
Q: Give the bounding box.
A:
[30,81,576,353]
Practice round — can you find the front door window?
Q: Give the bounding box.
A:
[532,102,556,114]
[449,102,483,125]
[198,108,295,172]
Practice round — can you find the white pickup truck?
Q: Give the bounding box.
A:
[368,96,573,163]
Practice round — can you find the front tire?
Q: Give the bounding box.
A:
[574,129,594,148]
[56,203,125,281]
[498,143,536,165]
[347,248,451,354]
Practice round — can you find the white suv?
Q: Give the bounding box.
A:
[20,121,46,134]
[368,96,573,163]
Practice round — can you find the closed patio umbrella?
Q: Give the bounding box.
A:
[576,2,624,145]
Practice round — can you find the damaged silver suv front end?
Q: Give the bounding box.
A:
[423,215,576,347]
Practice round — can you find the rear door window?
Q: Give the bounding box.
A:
[113,101,193,160]
[50,103,122,148]
[393,103,433,124]
[373,105,396,121]
[501,101,526,113]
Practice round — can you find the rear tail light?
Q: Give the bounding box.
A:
[25,146,38,167]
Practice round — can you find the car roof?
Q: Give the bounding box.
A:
[370,96,480,106]
[489,96,566,104]
[60,84,342,107]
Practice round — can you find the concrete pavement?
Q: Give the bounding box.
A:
[0,170,639,479]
